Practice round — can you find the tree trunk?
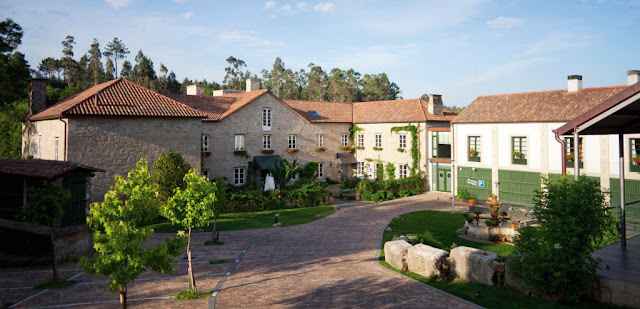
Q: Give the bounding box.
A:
[187,228,197,294]
[49,227,59,282]
[211,211,219,243]
[119,285,127,309]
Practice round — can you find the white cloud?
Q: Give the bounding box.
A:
[104,0,134,9]
[313,2,334,13]
[487,16,525,28]
[264,1,276,9]
[296,2,309,11]
[182,12,194,20]
[219,31,285,47]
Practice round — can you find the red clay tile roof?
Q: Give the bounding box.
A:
[452,85,629,124]
[353,99,428,123]
[168,90,270,121]
[0,158,104,179]
[29,78,205,121]
[282,100,353,123]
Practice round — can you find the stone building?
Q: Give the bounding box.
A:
[23,78,204,202]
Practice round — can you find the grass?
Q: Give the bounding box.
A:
[380,210,628,309]
[145,205,335,233]
[209,259,235,264]
[34,280,77,289]
[174,290,212,300]
[387,210,514,259]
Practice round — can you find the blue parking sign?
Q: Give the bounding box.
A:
[478,180,485,188]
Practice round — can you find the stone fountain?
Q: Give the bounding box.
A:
[486,194,502,220]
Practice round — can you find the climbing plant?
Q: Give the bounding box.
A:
[349,125,364,146]
[390,124,420,175]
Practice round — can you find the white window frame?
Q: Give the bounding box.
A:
[54,137,59,160]
[235,134,245,151]
[288,135,297,149]
[316,134,324,148]
[357,162,364,175]
[202,134,210,152]
[341,134,348,147]
[357,134,364,147]
[263,135,271,150]
[262,108,272,131]
[38,135,42,158]
[234,167,245,185]
[317,163,324,178]
[375,134,382,147]
[399,164,408,179]
[398,134,407,148]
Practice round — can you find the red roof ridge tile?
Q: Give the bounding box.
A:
[475,85,628,98]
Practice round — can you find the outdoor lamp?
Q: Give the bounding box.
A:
[275,213,280,224]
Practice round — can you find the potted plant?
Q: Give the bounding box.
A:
[468,149,478,157]
[234,150,248,156]
[315,147,326,152]
[513,151,524,159]
[566,153,574,162]
[355,191,361,201]
[468,195,476,207]
[633,156,640,165]
[262,149,274,154]
[288,148,300,154]
[340,145,351,151]
[397,147,405,153]
[500,211,507,220]
[341,189,350,201]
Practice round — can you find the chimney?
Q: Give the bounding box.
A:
[246,78,260,92]
[567,75,582,92]
[628,70,639,85]
[427,94,444,116]
[29,79,47,115]
[186,84,205,95]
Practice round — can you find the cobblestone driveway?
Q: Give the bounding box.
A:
[1,192,477,308]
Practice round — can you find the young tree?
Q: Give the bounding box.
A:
[210,178,227,243]
[80,159,183,309]
[268,158,300,189]
[21,181,71,282]
[153,149,191,204]
[163,169,216,294]
[511,175,619,303]
[103,37,130,78]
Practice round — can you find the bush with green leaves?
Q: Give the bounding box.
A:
[153,149,191,204]
[80,159,184,308]
[511,175,619,303]
[385,163,396,180]
[267,158,300,188]
[356,175,425,202]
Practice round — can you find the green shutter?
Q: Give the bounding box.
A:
[457,167,492,199]
[498,169,541,207]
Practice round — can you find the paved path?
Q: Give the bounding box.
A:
[1,192,477,308]
[213,192,475,308]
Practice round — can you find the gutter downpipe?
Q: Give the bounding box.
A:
[59,117,67,161]
[574,129,580,179]
[553,131,566,176]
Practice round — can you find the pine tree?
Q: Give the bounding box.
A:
[88,38,103,85]
[103,37,130,78]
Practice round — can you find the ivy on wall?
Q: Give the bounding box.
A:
[349,125,364,146]
[390,124,421,175]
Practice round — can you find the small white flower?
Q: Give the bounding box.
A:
[554,243,562,249]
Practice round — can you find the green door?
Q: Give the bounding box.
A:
[436,167,452,192]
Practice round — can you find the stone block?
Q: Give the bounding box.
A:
[384,240,412,271]
[406,244,449,278]
[450,246,498,285]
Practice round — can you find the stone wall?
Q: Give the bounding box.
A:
[204,93,351,185]
[67,116,202,202]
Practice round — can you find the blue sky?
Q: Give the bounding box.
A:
[2,0,639,107]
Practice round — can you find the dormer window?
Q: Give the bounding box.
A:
[262,108,272,131]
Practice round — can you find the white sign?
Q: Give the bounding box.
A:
[478,180,485,188]
[367,168,372,172]
[467,179,478,186]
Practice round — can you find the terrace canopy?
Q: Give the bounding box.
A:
[554,81,640,247]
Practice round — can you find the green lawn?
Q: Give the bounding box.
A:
[380,210,627,309]
[386,210,514,259]
[145,206,335,233]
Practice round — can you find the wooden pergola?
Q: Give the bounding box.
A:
[554,81,640,248]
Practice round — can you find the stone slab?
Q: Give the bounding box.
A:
[406,244,449,278]
[384,240,412,271]
[450,246,498,285]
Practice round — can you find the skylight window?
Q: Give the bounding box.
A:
[309,111,322,117]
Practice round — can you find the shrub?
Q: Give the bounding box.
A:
[455,188,471,200]
[511,175,619,304]
[385,163,396,180]
[153,150,191,204]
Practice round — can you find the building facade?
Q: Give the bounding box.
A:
[452,72,640,207]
